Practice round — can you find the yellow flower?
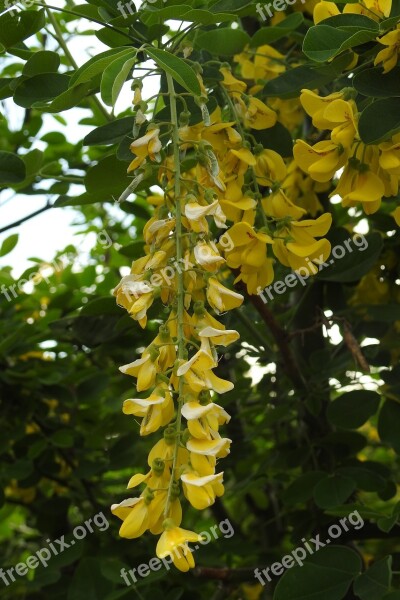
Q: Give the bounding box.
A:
[235,45,285,81]
[181,472,224,510]
[206,278,244,313]
[254,149,287,186]
[148,437,189,467]
[127,460,168,490]
[156,525,203,572]
[224,222,274,294]
[269,97,304,131]
[128,127,162,173]
[334,166,385,214]
[343,0,391,20]
[198,326,240,346]
[119,346,160,391]
[123,387,174,436]
[144,217,176,246]
[194,241,226,272]
[300,90,358,147]
[294,140,347,182]
[379,134,400,176]
[184,200,226,233]
[181,401,231,440]
[262,189,306,220]
[187,436,232,457]
[272,213,332,273]
[113,277,154,328]
[375,26,400,72]
[176,341,234,394]
[236,96,277,130]
[224,148,257,176]
[220,67,247,94]
[313,0,340,23]
[111,497,151,539]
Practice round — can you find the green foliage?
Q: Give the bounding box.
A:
[0,1,399,600]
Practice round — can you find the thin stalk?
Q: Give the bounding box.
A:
[34,2,133,40]
[44,3,113,123]
[163,72,186,519]
[220,85,270,230]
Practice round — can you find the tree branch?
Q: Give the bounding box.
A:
[0,202,53,234]
[238,283,307,390]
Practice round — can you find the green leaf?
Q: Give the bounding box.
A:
[195,27,250,55]
[101,51,136,107]
[359,98,400,144]
[83,116,135,146]
[282,472,326,505]
[273,546,362,600]
[13,74,70,108]
[252,122,293,157]
[0,9,45,48]
[327,390,381,429]
[383,593,400,600]
[377,514,399,533]
[314,474,356,508]
[338,463,387,492]
[251,13,304,46]
[67,558,113,600]
[303,15,378,63]
[0,233,19,257]
[95,27,132,48]
[143,5,237,25]
[34,81,93,112]
[210,0,253,12]
[353,557,392,600]
[22,50,60,76]
[70,48,134,87]
[378,399,400,454]
[317,230,383,283]
[145,47,201,96]
[0,78,14,100]
[51,429,75,448]
[118,240,145,259]
[80,297,121,316]
[85,154,129,199]
[0,152,26,185]
[264,54,353,99]
[353,66,400,97]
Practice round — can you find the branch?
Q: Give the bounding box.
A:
[0,202,53,234]
[239,283,306,390]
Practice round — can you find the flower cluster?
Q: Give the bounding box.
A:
[293,89,400,217]
[111,75,243,572]
[111,45,336,570]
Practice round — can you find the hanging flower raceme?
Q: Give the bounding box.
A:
[111,75,243,573]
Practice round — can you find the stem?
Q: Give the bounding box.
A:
[220,85,269,229]
[34,2,133,40]
[163,73,185,519]
[0,202,52,234]
[44,4,113,123]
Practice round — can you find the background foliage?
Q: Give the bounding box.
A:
[1,0,400,599]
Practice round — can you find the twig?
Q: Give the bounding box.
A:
[0,202,52,233]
